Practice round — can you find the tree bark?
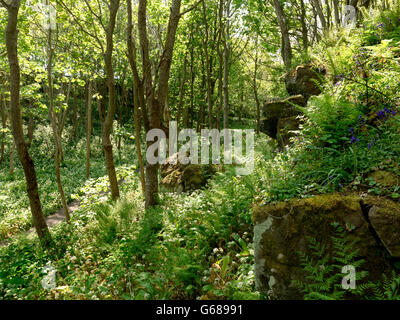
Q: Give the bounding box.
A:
[216,0,224,131]
[223,0,231,129]
[183,29,195,128]
[70,89,79,140]
[311,6,320,44]
[272,0,292,71]
[9,139,14,176]
[57,79,71,147]
[312,0,327,31]
[86,79,93,179]
[326,0,331,29]
[176,52,187,126]
[198,56,206,131]
[253,37,261,134]
[0,96,7,165]
[5,0,52,246]
[127,0,146,195]
[27,109,35,147]
[202,0,214,129]
[300,0,309,52]
[101,0,121,200]
[138,0,183,208]
[333,0,341,26]
[47,27,70,223]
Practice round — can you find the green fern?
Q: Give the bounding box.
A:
[356,271,400,300]
[293,222,367,300]
[293,222,400,300]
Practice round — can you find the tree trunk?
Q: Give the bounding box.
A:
[70,89,79,141]
[0,96,7,165]
[333,0,341,26]
[239,85,244,122]
[58,79,71,148]
[117,75,126,151]
[86,80,93,179]
[9,140,14,176]
[176,52,187,126]
[138,0,182,208]
[198,57,206,131]
[312,0,327,31]
[217,0,224,131]
[183,30,194,128]
[101,0,121,200]
[127,0,146,195]
[272,0,292,71]
[253,37,261,134]
[47,27,70,223]
[5,0,52,246]
[133,83,146,196]
[27,110,35,147]
[326,0,331,29]
[311,6,320,44]
[202,0,214,129]
[223,0,231,129]
[300,0,309,52]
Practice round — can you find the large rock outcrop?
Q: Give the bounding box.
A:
[364,196,400,258]
[276,116,302,146]
[253,193,399,299]
[262,95,305,140]
[261,64,325,145]
[160,152,217,193]
[285,64,326,101]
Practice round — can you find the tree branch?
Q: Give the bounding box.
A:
[55,0,104,53]
[179,0,202,17]
[83,0,106,31]
[0,0,9,9]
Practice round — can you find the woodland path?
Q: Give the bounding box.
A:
[0,200,80,248]
[0,179,126,248]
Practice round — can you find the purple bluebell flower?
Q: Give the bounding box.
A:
[350,136,359,144]
[377,110,386,119]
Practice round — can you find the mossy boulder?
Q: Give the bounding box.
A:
[160,152,217,193]
[276,116,301,146]
[253,194,395,299]
[285,64,325,101]
[363,196,400,258]
[261,95,305,139]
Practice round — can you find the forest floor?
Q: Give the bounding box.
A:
[0,177,126,248]
[0,200,80,248]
